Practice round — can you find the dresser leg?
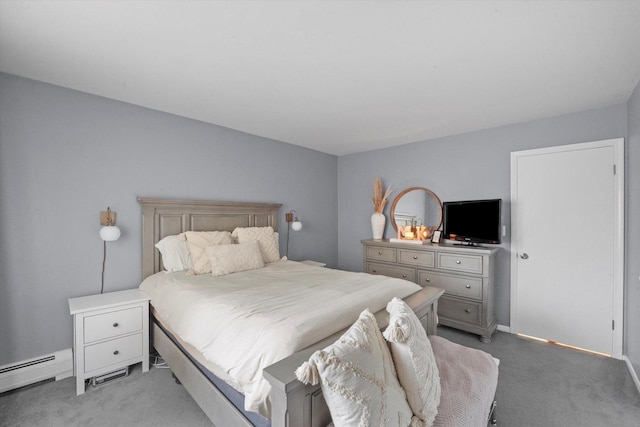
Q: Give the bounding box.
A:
[480,335,492,343]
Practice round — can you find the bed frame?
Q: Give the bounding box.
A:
[139,197,444,427]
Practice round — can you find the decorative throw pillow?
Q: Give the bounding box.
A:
[296,309,414,427]
[383,297,441,427]
[232,227,280,263]
[206,241,265,276]
[155,235,192,272]
[179,231,233,275]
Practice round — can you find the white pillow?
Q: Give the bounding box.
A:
[296,309,414,427]
[206,241,265,276]
[155,235,192,272]
[383,297,441,426]
[179,231,233,275]
[232,227,280,263]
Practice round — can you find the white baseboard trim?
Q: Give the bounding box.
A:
[623,356,640,395]
[0,348,73,393]
[497,324,511,333]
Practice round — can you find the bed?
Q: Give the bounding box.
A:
[138,197,444,427]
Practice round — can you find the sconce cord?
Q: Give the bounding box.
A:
[286,221,291,258]
[101,240,107,294]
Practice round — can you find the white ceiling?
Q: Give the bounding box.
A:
[1,1,640,156]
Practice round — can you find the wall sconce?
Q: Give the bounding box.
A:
[100,207,121,294]
[285,210,302,258]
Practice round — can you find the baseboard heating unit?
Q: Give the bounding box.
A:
[0,349,73,393]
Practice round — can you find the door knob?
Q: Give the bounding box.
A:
[520,253,529,259]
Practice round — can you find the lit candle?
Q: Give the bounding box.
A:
[402,225,412,239]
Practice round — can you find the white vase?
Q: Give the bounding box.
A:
[371,212,385,240]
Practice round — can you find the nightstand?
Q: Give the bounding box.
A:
[68,289,150,395]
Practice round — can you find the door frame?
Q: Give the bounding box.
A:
[510,138,624,359]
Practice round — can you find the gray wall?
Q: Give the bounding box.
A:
[337,104,628,327]
[626,80,640,374]
[0,73,338,365]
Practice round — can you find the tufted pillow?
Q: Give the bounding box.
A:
[383,297,441,426]
[155,235,193,272]
[206,241,265,276]
[296,309,414,427]
[232,227,280,263]
[179,231,233,275]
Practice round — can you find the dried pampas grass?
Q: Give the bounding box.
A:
[372,178,392,213]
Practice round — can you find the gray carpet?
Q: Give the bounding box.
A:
[1,328,639,426]
[437,326,640,426]
[0,363,213,427]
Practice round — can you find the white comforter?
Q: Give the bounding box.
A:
[139,260,421,417]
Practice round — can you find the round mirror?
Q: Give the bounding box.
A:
[390,187,443,237]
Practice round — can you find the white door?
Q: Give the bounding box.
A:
[510,139,623,358]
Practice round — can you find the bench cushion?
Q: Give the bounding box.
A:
[430,336,499,427]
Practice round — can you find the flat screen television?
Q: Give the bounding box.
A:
[442,199,502,245]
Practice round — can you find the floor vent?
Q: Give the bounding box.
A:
[0,349,73,393]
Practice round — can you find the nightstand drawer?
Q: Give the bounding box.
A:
[365,245,397,263]
[398,249,435,268]
[84,333,143,373]
[437,253,483,274]
[84,307,142,343]
[418,270,482,299]
[366,262,415,282]
[438,297,482,325]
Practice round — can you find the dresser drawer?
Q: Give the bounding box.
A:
[418,270,482,300]
[366,262,415,282]
[84,307,142,343]
[438,297,482,325]
[398,249,435,268]
[437,253,483,274]
[84,333,143,373]
[365,245,397,263]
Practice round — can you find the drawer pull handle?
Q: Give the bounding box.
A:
[113,350,119,355]
[378,251,383,255]
[425,278,431,283]
[402,274,407,278]
[413,256,418,260]
[372,269,377,273]
[464,309,470,313]
[113,323,119,328]
[456,260,461,264]
[466,285,471,289]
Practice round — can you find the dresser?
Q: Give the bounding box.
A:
[68,289,150,395]
[362,239,498,342]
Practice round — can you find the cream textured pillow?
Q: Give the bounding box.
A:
[206,241,265,276]
[155,235,193,272]
[296,309,414,427]
[383,297,441,427]
[232,227,280,263]
[179,231,233,275]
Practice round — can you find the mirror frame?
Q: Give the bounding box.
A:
[389,186,443,233]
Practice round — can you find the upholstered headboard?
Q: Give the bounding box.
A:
[138,197,282,278]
